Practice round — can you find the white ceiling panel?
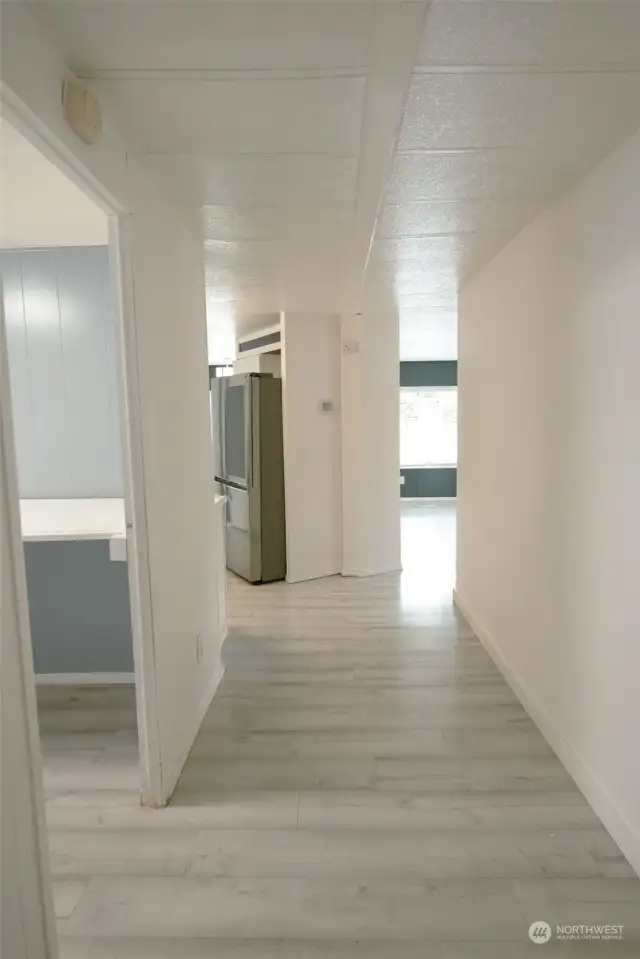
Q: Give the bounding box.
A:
[371,261,458,298]
[417,1,640,69]
[373,229,530,290]
[204,240,281,267]
[146,154,359,207]
[377,199,540,238]
[205,238,346,273]
[205,263,278,290]
[371,233,508,267]
[31,0,640,355]
[386,149,581,204]
[385,0,640,351]
[35,1,373,72]
[94,76,366,156]
[203,205,352,242]
[399,73,640,153]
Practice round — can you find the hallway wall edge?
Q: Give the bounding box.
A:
[453,588,640,880]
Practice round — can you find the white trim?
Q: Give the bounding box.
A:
[0,236,58,957]
[35,673,134,686]
[2,88,163,804]
[342,566,403,578]
[109,215,164,806]
[453,589,640,879]
[1,87,124,216]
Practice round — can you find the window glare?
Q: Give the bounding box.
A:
[400,387,458,468]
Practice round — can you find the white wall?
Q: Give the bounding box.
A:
[457,126,640,875]
[341,310,401,577]
[128,167,223,800]
[0,123,108,249]
[282,312,342,582]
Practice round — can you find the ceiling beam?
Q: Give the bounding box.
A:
[342,0,429,316]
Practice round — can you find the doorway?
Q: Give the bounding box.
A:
[0,110,155,951]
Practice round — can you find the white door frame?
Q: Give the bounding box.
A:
[0,89,164,804]
[1,286,58,958]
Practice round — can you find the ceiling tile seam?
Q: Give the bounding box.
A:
[345,0,430,312]
[412,64,640,76]
[384,199,561,210]
[374,231,515,239]
[395,148,548,156]
[349,1,378,232]
[78,68,369,82]
[132,151,359,159]
[203,205,352,212]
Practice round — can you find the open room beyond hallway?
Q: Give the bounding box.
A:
[43,502,640,956]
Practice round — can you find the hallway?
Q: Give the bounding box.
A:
[42,500,639,956]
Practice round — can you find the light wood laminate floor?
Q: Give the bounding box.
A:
[40,502,640,956]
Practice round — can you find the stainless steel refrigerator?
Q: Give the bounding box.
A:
[211,373,286,583]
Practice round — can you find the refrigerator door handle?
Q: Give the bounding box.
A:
[246,376,255,489]
[219,377,228,480]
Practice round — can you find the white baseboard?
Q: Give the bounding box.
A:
[453,589,640,878]
[286,568,341,584]
[342,566,403,578]
[35,672,134,686]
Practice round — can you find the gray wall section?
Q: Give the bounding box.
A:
[400,361,458,499]
[24,541,133,674]
[401,467,457,498]
[400,360,457,388]
[1,246,123,498]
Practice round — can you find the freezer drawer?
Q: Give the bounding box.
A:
[219,482,261,584]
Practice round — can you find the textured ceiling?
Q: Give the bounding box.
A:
[32,0,640,361]
[379,0,640,357]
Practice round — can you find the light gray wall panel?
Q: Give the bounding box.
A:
[0,246,123,498]
[24,541,133,674]
[3,254,38,486]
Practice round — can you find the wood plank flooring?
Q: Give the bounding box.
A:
[40,502,640,956]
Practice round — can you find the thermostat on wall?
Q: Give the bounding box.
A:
[63,78,103,146]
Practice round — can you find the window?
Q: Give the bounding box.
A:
[400,386,458,468]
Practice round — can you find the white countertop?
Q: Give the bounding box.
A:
[20,498,126,543]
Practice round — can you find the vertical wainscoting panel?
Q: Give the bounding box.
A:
[0,246,123,498]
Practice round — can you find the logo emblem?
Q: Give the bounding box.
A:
[529,921,552,944]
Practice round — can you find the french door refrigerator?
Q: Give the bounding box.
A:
[212,372,286,583]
